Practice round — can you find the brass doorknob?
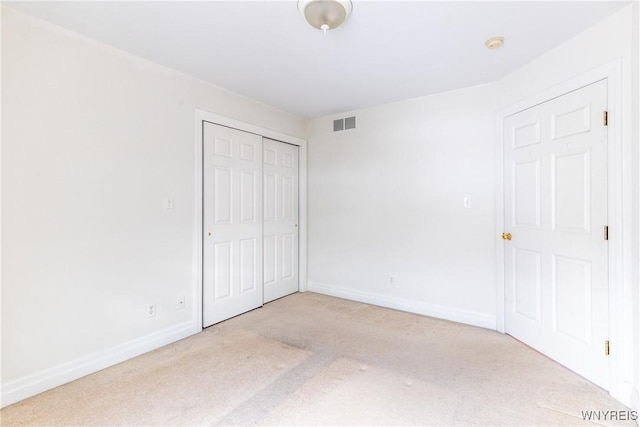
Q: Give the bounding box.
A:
[502,232,512,241]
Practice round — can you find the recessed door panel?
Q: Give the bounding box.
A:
[264,235,277,286]
[552,106,590,140]
[240,170,256,222]
[552,151,590,232]
[282,233,295,280]
[240,238,257,293]
[513,248,541,322]
[282,176,294,221]
[214,241,232,300]
[214,168,232,224]
[214,137,232,157]
[264,173,277,222]
[512,121,541,149]
[264,147,277,165]
[553,256,592,343]
[514,160,540,228]
[282,151,294,168]
[240,143,256,161]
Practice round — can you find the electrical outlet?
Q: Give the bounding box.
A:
[146,302,157,318]
[176,294,185,311]
[388,275,395,286]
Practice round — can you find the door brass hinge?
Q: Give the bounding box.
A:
[605,340,610,356]
[603,111,608,126]
[604,225,609,241]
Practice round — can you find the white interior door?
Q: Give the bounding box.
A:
[503,80,609,388]
[203,122,263,327]
[263,139,299,303]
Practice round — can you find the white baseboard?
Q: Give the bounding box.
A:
[611,379,639,413]
[308,281,496,330]
[1,321,196,408]
[630,385,640,415]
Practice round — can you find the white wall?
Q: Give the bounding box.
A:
[1,7,306,406]
[307,3,639,411]
[307,83,498,329]
[496,4,639,411]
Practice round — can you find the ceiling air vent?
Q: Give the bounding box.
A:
[333,116,356,132]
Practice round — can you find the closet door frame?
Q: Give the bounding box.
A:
[193,110,307,331]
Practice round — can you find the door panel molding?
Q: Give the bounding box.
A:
[193,110,307,330]
[496,60,632,405]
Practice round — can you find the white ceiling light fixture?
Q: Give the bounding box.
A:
[298,0,353,34]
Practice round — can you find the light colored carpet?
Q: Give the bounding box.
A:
[1,292,634,426]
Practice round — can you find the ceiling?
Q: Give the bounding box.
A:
[5,1,631,119]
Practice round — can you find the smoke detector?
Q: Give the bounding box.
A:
[485,37,505,50]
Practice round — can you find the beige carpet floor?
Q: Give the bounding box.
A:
[1,292,634,426]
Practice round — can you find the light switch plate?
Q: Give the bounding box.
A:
[164,197,174,210]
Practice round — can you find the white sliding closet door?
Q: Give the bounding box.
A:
[263,139,299,303]
[203,122,263,327]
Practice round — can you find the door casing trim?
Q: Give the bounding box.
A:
[192,110,308,333]
[495,59,632,405]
